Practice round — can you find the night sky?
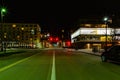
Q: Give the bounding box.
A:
[1,0,120,38]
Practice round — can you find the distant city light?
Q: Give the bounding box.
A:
[21,27,24,30]
[12,24,16,28]
[47,33,50,37]
[62,29,64,32]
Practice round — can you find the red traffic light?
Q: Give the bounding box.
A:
[49,37,53,41]
[66,41,71,46]
[55,37,59,41]
[49,37,59,42]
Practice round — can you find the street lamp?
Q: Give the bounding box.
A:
[1,7,7,23]
[1,7,7,52]
[103,17,108,52]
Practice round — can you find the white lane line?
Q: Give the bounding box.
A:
[51,51,56,80]
[0,54,38,72]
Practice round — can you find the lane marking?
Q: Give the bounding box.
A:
[0,53,38,72]
[51,51,56,80]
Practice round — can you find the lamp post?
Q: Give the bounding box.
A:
[1,8,6,22]
[1,7,7,52]
[103,17,108,52]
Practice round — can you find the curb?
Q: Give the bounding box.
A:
[76,50,102,56]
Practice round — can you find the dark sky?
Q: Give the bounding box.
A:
[1,0,120,37]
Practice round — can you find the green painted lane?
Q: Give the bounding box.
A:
[0,50,53,80]
[55,50,120,80]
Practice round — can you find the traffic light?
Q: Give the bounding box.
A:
[55,37,59,42]
[49,37,59,42]
[49,37,53,41]
[66,41,71,47]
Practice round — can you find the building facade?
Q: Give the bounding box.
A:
[0,23,41,49]
[71,23,120,50]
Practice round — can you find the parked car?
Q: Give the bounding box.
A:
[101,44,120,63]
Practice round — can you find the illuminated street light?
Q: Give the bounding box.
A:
[1,7,7,22]
[1,8,6,12]
[104,17,108,22]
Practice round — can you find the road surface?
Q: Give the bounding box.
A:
[0,48,120,80]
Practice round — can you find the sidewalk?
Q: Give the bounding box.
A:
[77,49,103,56]
[64,48,103,56]
[0,48,26,55]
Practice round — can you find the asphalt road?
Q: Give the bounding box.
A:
[0,48,120,80]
